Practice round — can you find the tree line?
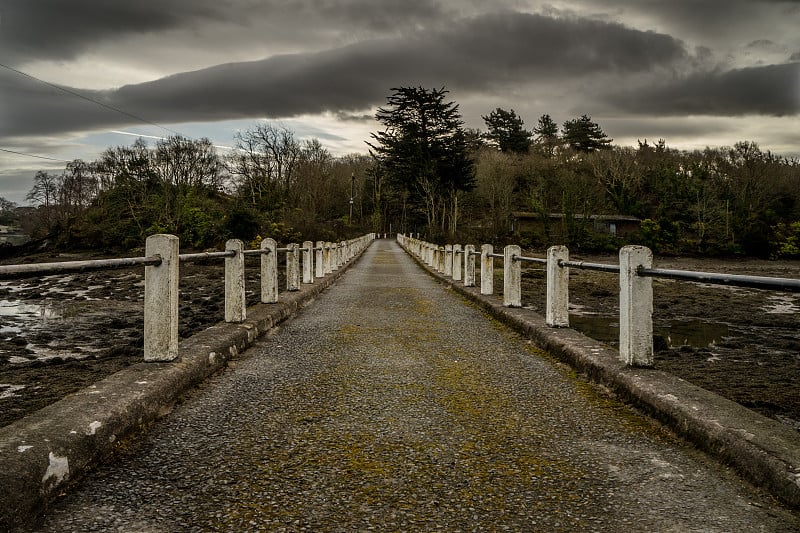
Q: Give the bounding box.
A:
[6,85,800,258]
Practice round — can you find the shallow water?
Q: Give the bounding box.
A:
[568,313,731,348]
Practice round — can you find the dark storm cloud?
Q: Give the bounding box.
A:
[1,12,689,138]
[0,0,216,63]
[0,0,448,65]
[604,62,800,116]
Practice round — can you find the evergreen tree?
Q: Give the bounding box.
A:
[481,108,532,153]
[562,114,613,152]
[368,86,475,236]
[533,114,560,156]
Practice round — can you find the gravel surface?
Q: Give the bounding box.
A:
[36,240,799,531]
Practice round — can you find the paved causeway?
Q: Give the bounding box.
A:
[38,240,799,531]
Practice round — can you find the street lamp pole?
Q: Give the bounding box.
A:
[349,172,355,225]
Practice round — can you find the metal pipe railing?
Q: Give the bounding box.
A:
[179,251,236,262]
[560,260,621,273]
[395,233,799,369]
[0,256,162,279]
[3,233,377,363]
[638,267,800,293]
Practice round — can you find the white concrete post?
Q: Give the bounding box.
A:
[452,244,462,281]
[438,247,446,273]
[144,234,179,362]
[225,239,246,323]
[340,241,346,266]
[480,244,494,295]
[287,243,300,291]
[546,245,570,327]
[261,238,278,303]
[302,240,314,284]
[444,245,453,277]
[331,243,339,271]
[503,245,522,307]
[620,245,654,367]
[322,242,331,274]
[315,241,325,278]
[464,244,476,287]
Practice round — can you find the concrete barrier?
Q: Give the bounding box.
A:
[0,236,374,531]
[397,234,800,511]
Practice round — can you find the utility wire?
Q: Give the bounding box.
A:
[0,147,71,163]
[0,61,183,137]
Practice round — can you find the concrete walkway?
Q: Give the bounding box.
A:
[37,240,799,531]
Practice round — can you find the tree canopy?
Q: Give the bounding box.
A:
[562,114,612,152]
[482,108,532,154]
[368,86,475,236]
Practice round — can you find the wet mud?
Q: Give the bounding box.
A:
[517,255,800,431]
[0,255,276,427]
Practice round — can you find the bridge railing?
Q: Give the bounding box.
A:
[397,234,800,367]
[0,233,375,362]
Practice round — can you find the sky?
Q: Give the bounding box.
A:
[1,0,799,205]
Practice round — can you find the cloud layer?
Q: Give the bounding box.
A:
[1,1,798,163]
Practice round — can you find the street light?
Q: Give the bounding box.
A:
[349,172,355,225]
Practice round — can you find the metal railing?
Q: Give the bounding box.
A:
[397,234,799,367]
[2,234,376,363]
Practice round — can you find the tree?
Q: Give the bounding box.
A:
[562,114,612,153]
[481,108,532,154]
[0,197,16,212]
[229,124,301,209]
[368,86,475,237]
[26,171,61,235]
[533,114,559,157]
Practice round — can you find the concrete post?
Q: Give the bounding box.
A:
[452,244,462,281]
[503,245,522,307]
[546,245,570,327]
[302,240,314,284]
[480,244,494,295]
[331,243,339,271]
[315,241,325,278]
[323,242,332,274]
[287,243,300,291]
[261,238,278,303]
[144,234,179,362]
[225,239,246,323]
[437,247,446,273]
[620,245,654,367]
[464,244,476,287]
[444,245,453,277]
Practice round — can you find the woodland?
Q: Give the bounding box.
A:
[3,87,799,258]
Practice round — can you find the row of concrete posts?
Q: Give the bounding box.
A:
[397,234,654,368]
[144,233,375,362]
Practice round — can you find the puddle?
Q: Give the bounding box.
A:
[0,300,64,319]
[568,313,731,348]
[763,294,799,314]
[0,384,26,400]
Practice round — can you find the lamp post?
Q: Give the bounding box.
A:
[349,172,355,225]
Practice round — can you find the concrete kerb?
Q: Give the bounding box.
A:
[0,241,373,531]
[399,242,800,511]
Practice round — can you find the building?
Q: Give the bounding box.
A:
[510,212,641,238]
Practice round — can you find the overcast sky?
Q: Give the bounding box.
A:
[1,0,799,205]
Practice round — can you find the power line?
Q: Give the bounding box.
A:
[0,147,71,163]
[0,61,183,137]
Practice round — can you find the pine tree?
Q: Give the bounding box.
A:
[562,114,613,152]
[481,108,532,153]
[368,86,475,236]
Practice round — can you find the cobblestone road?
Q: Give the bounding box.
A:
[37,240,799,531]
